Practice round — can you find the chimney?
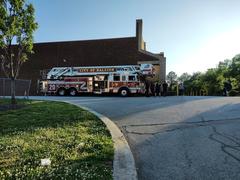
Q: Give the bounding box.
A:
[159,52,164,57]
[136,19,143,50]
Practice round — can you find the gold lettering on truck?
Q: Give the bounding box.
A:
[78,68,115,73]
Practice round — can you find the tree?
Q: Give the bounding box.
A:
[228,54,240,92]
[178,54,240,96]
[178,72,191,83]
[202,68,221,95]
[166,71,177,90]
[229,55,240,80]
[0,0,38,105]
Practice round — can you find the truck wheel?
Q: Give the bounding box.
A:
[118,87,130,97]
[57,88,66,96]
[69,88,78,96]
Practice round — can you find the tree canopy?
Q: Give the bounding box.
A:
[166,71,177,90]
[0,0,38,104]
[178,54,240,96]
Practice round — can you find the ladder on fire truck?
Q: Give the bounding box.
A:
[46,65,145,80]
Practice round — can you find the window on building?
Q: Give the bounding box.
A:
[113,75,120,81]
[128,75,136,81]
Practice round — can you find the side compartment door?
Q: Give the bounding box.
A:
[93,75,108,93]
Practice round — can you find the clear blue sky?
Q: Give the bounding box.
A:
[29,0,240,75]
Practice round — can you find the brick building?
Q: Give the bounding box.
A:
[1,19,166,95]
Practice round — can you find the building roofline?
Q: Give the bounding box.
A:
[139,49,160,60]
[33,36,136,45]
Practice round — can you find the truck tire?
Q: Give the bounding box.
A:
[69,88,78,96]
[118,87,130,97]
[57,88,66,96]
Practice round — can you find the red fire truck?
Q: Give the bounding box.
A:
[40,64,154,97]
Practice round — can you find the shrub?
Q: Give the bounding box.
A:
[228,89,240,96]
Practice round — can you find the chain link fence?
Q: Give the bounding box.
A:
[0,78,31,97]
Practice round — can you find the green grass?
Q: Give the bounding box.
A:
[0,98,114,179]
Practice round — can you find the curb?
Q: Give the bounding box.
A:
[68,103,138,180]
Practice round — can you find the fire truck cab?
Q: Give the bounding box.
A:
[40,64,154,97]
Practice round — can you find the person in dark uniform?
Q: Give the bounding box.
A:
[150,82,155,96]
[145,80,150,97]
[162,81,168,97]
[179,83,184,96]
[155,82,160,96]
[223,87,227,96]
[159,82,163,96]
[223,80,232,96]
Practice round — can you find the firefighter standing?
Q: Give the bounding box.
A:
[223,80,232,96]
[155,82,160,96]
[179,83,185,96]
[150,82,155,96]
[145,80,150,97]
[162,81,168,97]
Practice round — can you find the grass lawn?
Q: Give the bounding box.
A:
[0,98,114,179]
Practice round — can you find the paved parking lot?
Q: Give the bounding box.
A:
[31,96,240,180]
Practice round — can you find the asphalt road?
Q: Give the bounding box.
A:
[30,96,240,180]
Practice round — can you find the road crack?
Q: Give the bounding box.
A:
[209,125,240,163]
[123,117,240,136]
